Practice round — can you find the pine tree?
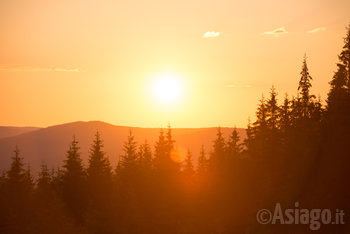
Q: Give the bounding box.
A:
[1,146,35,233]
[227,127,242,159]
[338,23,350,88]
[6,146,33,195]
[251,95,269,158]
[183,150,195,177]
[280,94,291,132]
[266,86,279,130]
[244,118,254,156]
[210,127,226,169]
[298,55,315,118]
[197,145,208,174]
[138,140,152,170]
[254,95,268,132]
[326,25,350,118]
[290,95,302,125]
[37,162,51,191]
[6,146,25,191]
[166,124,175,155]
[153,128,179,174]
[120,130,138,170]
[87,131,112,184]
[24,165,34,193]
[154,129,167,168]
[61,136,86,221]
[327,64,348,111]
[310,95,323,121]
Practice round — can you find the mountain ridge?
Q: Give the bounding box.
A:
[0,121,246,174]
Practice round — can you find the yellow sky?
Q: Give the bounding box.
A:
[1,0,349,128]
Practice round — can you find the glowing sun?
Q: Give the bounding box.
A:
[151,73,184,103]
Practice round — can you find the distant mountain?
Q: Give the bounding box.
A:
[0,121,245,174]
[0,126,40,139]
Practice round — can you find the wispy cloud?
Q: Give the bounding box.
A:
[263,27,288,37]
[202,31,221,38]
[307,27,326,33]
[0,66,85,72]
[226,84,252,88]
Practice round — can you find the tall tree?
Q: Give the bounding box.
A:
[210,127,226,169]
[326,25,350,118]
[279,94,291,133]
[87,131,112,184]
[251,95,268,158]
[298,55,315,118]
[1,147,35,233]
[154,128,179,175]
[254,95,268,132]
[197,145,208,175]
[166,124,175,155]
[338,23,350,88]
[153,129,167,170]
[138,140,153,170]
[183,150,195,177]
[37,162,51,192]
[6,146,33,196]
[266,86,279,130]
[61,136,86,221]
[227,127,242,159]
[120,130,138,170]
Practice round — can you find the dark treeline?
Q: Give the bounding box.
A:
[0,25,350,234]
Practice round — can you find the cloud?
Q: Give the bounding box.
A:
[307,27,326,33]
[263,27,288,37]
[226,84,252,88]
[202,31,221,38]
[0,66,85,72]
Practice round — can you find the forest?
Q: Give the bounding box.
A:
[0,25,349,233]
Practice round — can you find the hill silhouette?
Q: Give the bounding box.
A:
[0,126,40,139]
[0,121,245,173]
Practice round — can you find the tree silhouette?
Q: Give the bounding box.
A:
[87,131,112,182]
[85,131,114,232]
[210,127,226,169]
[227,127,242,162]
[298,55,315,119]
[61,136,87,222]
[197,145,208,175]
[183,150,195,177]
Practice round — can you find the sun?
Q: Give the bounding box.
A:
[151,72,184,104]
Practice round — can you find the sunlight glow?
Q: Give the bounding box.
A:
[151,72,184,104]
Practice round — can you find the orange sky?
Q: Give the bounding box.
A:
[1,0,349,128]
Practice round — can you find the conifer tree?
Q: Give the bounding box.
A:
[298,56,315,118]
[6,146,33,195]
[254,95,268,132]
[326,25,350,116]
[154,129,167,167]
[37,162,51,191]
[280,94,291,133]
[166,124,175,155]
[154,128,179,174]
[61,136,86,221]
[138,140,152,170]
[120,130,138,170]
[87,131,112,184]
[338,24,350,88]
[251,95,269,158]
[244,118,255,156]
[210,127,226,169]
[266,86,279,130]
[227,127,242,158]
[197,145,208,174]
[183,150,195,177]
